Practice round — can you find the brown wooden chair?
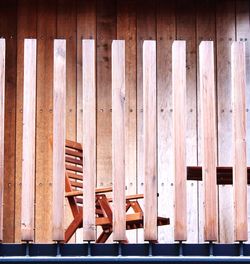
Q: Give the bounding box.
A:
[65,139,170,243]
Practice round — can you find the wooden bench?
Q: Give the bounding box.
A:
[65,140,170,243]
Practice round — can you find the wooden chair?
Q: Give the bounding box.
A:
[65,139,170,243]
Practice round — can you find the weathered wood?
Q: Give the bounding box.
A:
[112,40,126,241]
[117,0,137,242]
[156,0,176,243]
[0,39,5,242]
[137,0,156,242]
[82,39,96,241]
[16,0,37,242]
[231,42,247,241]
[21,39,37,241]
[216,0,235,243]
[196,0,216,243]
[199,41,218,241]
[143,40,157,241]
[176,0,198,242]
[52,39,66,241]
[172,40,187,241]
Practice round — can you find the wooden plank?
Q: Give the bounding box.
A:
[117,0,137,243]
[36,0,56,243]
[196,0,216,243]
[82,39,96,241]
[96,0,116,188]
[143,40,157,241]
[176,0,198,242]
[21,39,37,241]
[0,0,17,243]
[16,0,37,242]
[216,0,235,243]
[172,40,187,241]
[112,40,126,241]
[137,0,156,242]
[52,39,66,241]
[199,41,218,241]
[0,39,5,242]
[156,0,176,243]
[235,0,250,242]
[231,42,247,241]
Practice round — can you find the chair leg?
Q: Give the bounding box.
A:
[65,212,83,243]
[96,229,112,243]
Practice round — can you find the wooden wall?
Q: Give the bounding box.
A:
[0,0,250,243]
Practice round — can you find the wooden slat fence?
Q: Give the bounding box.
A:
[0,38,248,243]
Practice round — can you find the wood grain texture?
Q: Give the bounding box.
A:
[176,0,198,242]
[117,0,137,242]
[112,40,126,241]
[231,42,247,242]
[143,40,157,241]
[82,40,96,241]
[196,0,216,243]
[36,0,56,243]
[137,0,156,242]
[199,41,218,241]
[16,0,37,242]
[156,0,176,243]
[21,39,37,241]
[52,39,66,241]
[172,40,187,241]
[0,0,17,243]
[0,39,5,242]
[236,0,250,243]
[216,0,235,243]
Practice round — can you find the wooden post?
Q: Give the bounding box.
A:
[231,42,248,241]
[199,41,218,241]
[143,40,157,241]
[21,39,37,241]
[172,40,187,241]
[112,40,126,241]
[82,39,96,241]
[0,39,5,242]
[52,39,66,241]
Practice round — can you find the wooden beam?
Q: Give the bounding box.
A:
[52,39,66,241]
[199,41,218,241]
[172,40,187,241]
[112,40,126,241]
[231,41,248,241]
[143,40,157,241]
[21,39,37,241]
[0,39,5,242]
[82,39,96,241]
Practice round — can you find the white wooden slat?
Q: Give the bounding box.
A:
[143,40,157,241]
[0,39,5,242]
[82,39,96,241]
[172,40,187,241]
[199,41,218,241]
[21,39,37,241]
[52,39,66,241]
[112,40,126,241]
[231,41,248,241]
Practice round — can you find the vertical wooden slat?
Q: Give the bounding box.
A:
[0,39,5,242]
[112,40,126,241]
[231,42,247,241]
[143,40,157,241]
[52,39,66,241]
[172,40,187,241]
[82,39,96,241]
[21,39,37,241]
[199,41,218,241]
